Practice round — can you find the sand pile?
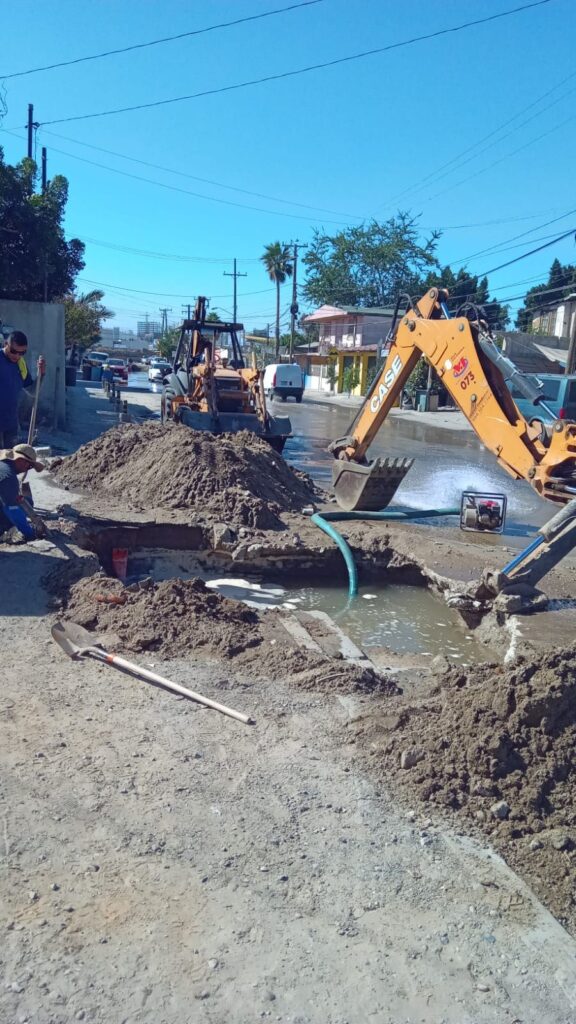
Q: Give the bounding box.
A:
[61,574,396,696]
[54,422,319,529]
[366,646,576,926]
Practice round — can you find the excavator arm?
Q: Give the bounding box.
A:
[330,287,576,512]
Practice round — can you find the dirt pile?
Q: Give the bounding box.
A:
[54,422,319,528]
[62,574,396,696]
[363,646,576,926]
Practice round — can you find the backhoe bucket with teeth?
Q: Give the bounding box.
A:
[331,457,414,512]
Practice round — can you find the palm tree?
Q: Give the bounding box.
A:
[64,288,114,349]
[261,242,293,359]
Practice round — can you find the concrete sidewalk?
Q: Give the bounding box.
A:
[303,390,473,431]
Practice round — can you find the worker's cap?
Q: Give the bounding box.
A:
[0,444,44,471]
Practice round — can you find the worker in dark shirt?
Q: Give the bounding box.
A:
[0,444,45,540]
[0,330,45,448]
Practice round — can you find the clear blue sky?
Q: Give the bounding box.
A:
[2,0,575,332]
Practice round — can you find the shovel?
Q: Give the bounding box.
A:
[51,621,254,726]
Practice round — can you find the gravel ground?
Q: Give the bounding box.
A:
[1,541,576,1024]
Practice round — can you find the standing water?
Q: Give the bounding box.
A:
[126,549,492,666]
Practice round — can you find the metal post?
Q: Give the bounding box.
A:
[27,104,34,159]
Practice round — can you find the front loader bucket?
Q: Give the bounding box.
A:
[332,457,413,512]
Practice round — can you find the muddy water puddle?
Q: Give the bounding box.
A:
[126,548,491,666]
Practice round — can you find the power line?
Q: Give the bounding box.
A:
[77,276,277,299]
[379,67,576,209]
[26,1,552,127]
[0,1,323,80]
[39,127,362,219]
[476,228,576,276]
[428,113,576,202]
[452,212,576,266]
[17,133,350,225]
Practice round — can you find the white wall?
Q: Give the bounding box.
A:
[0,299,66,429]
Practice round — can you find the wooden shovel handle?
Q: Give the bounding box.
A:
[89,649,254,725]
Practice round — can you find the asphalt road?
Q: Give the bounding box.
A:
[127,373,550,537]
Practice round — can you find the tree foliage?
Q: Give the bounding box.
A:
[64,289,113,347]
[302,214,440,308]
[425,265,509,328]
[515,259,576,332]
[0,148,85,301]
[156,326,180,360]
[261,242,293,358]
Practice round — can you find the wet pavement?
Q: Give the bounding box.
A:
[126,372,551,540]
[281,399,550,536]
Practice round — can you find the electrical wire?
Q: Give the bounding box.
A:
[39,128,363,221]
[28,136,351,225]
[475,227,576,276]
[0,1,323,80]
[379,67,576,209]
[17,1,552,127]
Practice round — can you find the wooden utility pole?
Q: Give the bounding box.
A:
[41,147,47,191]
[289,243,306,360]
[223,259,247,323]
[27,104,34,159]
[566,309,576,375]
[159,307,172,336]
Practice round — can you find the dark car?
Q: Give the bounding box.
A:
[507,373,576,422]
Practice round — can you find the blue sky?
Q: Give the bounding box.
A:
[1,0,575,332]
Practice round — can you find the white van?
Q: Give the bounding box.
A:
[263,362,304,402]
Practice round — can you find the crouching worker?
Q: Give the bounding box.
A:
[0,445,45,541]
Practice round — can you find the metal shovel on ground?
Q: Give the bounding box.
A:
[51,621,254,726]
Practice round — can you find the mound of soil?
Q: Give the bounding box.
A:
[54,422,319,529]
[64,574,262,659]
[62,574,396,696]
[365,646,576,928]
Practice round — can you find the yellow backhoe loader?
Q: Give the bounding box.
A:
[162,297,291,451]
[329,287,576,591]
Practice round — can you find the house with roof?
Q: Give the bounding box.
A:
[301,304,396,395]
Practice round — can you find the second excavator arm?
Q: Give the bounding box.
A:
[330,287,576,513]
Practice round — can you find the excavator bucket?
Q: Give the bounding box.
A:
[332,457,414,512]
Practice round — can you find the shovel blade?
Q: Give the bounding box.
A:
[51,620,104,660]
[332,457,413,512]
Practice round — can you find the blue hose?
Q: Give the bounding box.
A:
[311,507,460,597]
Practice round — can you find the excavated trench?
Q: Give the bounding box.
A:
[67,516,499,666]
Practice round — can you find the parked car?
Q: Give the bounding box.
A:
[148,360,172,383]
[80,350,109,380]
[506,373,576,422]
[263,362,304,402]
[102,357,128,382]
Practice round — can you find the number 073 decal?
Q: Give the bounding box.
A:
[459,370,475,390]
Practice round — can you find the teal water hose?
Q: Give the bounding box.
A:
[311,507,460,597]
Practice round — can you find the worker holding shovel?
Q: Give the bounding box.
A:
[0,331,46,448]
[0,445,45,541]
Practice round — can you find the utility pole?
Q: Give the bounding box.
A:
[42,146,48,301]
[223,259,247,323]
[181,303,193,321]
[289,242,307,361]
[159,307,172,336]
[567,309,576,375]
[27,104,34,159]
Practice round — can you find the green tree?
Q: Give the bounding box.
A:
[261,242,293,358]
[515,259,576,332]
[0,148,85,301]
[424,265,509,328]
[342,363,361,395]
[156,326,180,360]
[302,214,440,308]
[64,289,113,348]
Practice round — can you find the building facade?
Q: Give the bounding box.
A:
[301,304,395,395]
